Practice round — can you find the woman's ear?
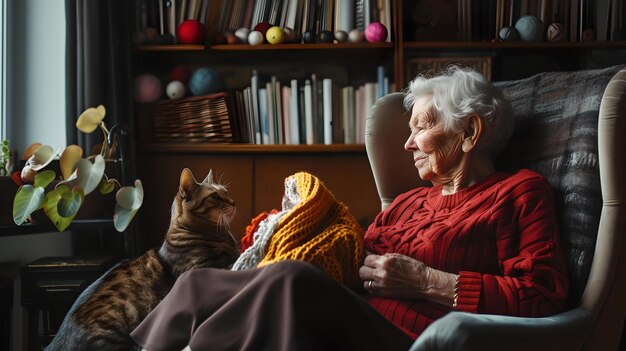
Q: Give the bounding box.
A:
[462,114,484,152]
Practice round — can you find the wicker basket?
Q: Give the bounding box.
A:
[151,92,233,143]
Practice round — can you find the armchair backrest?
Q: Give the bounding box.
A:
[365,66,626,349]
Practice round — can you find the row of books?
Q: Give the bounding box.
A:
[230,67,391,145]
[135,0,392,44]
[413,0,624,42]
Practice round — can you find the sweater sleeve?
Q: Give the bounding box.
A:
[454,176,569,317]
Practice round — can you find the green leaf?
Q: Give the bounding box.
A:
[58,188,84,217]
[99,177,116,194]
[114,180,143,232]
[33,170,56,189]
[113,205,138,232]
[42,185,84,232]
[30,145,60,171]
[76,105,106,133]
[58,155,105,195]
[13,185,45,225]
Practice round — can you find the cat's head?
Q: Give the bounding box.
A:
[171,168,236,235]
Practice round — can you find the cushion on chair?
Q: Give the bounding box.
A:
[493,65,625,308]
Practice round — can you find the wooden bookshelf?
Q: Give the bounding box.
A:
[132,0,626,249]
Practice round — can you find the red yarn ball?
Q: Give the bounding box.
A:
[177,20,207,44]
[170,65,191,84]
[364,22,388,43]
[253,22,272,42]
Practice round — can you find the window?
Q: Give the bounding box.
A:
[0,0,6,141]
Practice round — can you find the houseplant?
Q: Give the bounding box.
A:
[10,105,143,232]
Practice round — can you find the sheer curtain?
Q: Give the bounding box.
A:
[65,0,140,256]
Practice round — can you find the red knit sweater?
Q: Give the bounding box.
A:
[363,169,569,339]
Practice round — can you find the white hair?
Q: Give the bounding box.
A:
[403,66,514,157]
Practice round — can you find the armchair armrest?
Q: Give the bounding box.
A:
[409,309,593,351]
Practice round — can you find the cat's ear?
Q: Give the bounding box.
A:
[179,168,198,198]
[202,169,214,185]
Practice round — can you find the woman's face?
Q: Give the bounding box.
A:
[404,96,465,185]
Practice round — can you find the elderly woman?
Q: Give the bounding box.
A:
[131,67,568,350]
[360,66,568,338]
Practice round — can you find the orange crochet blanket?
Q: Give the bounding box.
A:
[236,172,364,287]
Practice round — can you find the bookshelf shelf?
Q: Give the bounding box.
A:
[141,143,366,154]
[134,44,206,52]
[402,41,626,50]
[135,42,393,52]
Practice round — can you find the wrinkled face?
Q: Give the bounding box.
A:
[404,96,465,185]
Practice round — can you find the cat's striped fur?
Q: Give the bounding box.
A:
[45,168,240,351]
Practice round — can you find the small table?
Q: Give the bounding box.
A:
[20,255,117,351]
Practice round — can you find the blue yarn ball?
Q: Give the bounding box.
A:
[188,67,225,96]
[499,26,519,42]
[514,16,544,42]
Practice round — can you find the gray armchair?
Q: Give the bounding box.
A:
[365,66,626,351]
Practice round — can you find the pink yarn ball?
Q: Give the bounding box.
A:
[365,22,388,43]
[134,74,162,103]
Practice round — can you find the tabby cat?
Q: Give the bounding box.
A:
[45,168,240,351]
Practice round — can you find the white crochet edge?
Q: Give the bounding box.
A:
[231,176,300,270]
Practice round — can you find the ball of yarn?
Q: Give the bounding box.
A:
[177,19,207,44]
[546,23,565,42]
[234,27,250,43]
[170,65,191,84]
[188,67,225,96]
[365,22,388,43]
[253,22,272,43]
[166,80,186,100]
[334,30,348,43]
[282,27,296,42]
[514,16,544,42]
[266,26,285,44]
[247,30,264,45]
[134,74,162,103]
[498,26,519,41]
[348,29,363,43]
[318,30,334,43]
[303,30,316,43]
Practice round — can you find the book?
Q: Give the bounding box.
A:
[376,65,385,99]
[322,78,333,145]
[282,85,291,144]
[274,78,284,144]
[332,81,343,143]
[199,0,210,24]
[251,70,262,144]
[570,0,579,41]
[265,82,276,144]
[167,0,177,40]
[596,0,611,40]
[304,80,314,145]
[610,0,622,40]
[341,86,356,144]
[335,0,354,33]
[289,79,300,144]
[157,0,165,34]
[259,88,270,144]
[179,0,188,24]
[284,0,300,35]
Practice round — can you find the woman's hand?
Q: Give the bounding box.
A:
[359,253,458,307]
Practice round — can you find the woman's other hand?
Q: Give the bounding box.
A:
[359,253,458,307]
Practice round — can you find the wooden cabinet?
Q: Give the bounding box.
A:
[132,0,626,249]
